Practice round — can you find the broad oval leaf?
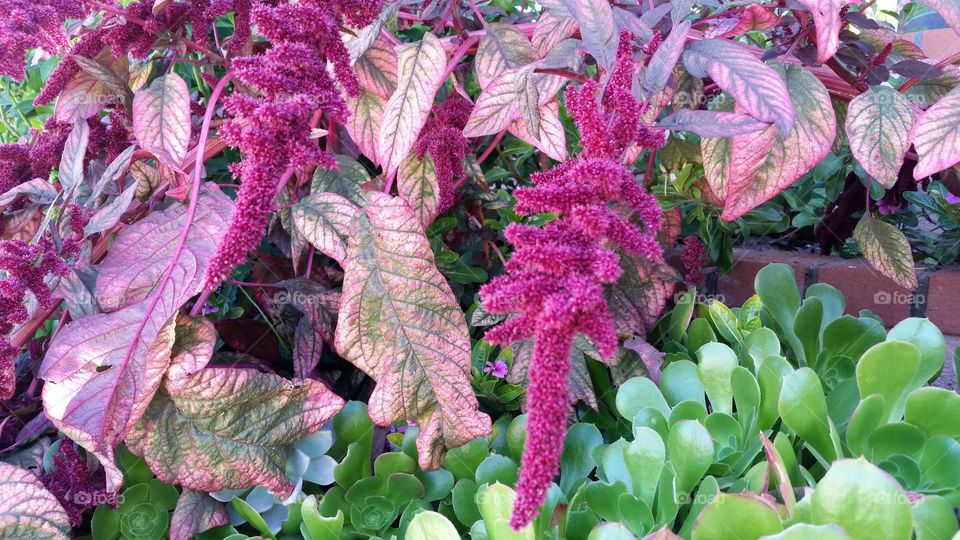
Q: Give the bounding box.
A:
[643,20,691,97]
[292,192,361,266]
[559,0,619,69]
[170,490,229,540]
[660,110,770,138]
[683,40,795,134]
[795,0,859,63]
[0,462,71,539]
[95,184,234,311]
[334,193,492,470]
[810,458,913,540]
[727,117,779,201]
[377,32,447,178]
[854,214,918,289]
[127,364,344,497]
[475,23,536,89]
[397,152,440,228]
[132,73,192,168]
[347,89,386,164]
[723,63,837,219]
[845,85,915,188]
[910,85,960,178]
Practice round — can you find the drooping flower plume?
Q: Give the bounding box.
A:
[681,235,707,283]
[480,30,666,529]
[415,96,473,212]
[202,0,383,290]
[0,0,82,81]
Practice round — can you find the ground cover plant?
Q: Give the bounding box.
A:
[0,0,959,537]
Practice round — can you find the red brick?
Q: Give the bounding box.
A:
[818,259,914,325]
[716,249,824,307]
[927,268,960,335]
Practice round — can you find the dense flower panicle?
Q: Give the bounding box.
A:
[0,127,69,197]
[681,236,707,283]
[415,96,473,211]
[33,32,106,106]
[0,0,83,81]
[481,30,666,530]
[204,0,383,290]
[41,442,115,525]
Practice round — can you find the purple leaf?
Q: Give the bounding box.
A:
[559,0,619,69]
[508,338,597,410]
[334,193,492,470]
[891,59,943,80]
[683,39,796,135]
[532,12,579,57]
[911,85,960,179]
[794,0,860,63]
[377,33,447,178]
[0,462,71,539]
[170,490,229,540]
[623,336,664,385]
[845,85,915,188]
[642,20,691,97]
[132,74,191,168]
[57,120,89,193]
[658,109,770,138]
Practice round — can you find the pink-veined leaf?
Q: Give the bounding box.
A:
[0,462,71,539]
[335,193,492,470]
[559,0,619,69]
[683,39,795,135]
[474,23,536,89]
[702,133,733,201]
[508,99,567,161]
[292,191,361,266]
[170,490,229,540]
[919,0,960,36]
[311,155,371,206]
[355,36,398,99]
[132,73,191,168]
[58,120,89,193]
[910,85,960,178]
[531,12,578,57]
[397,152,440,228]
[54,69,114,123]
[127,359,344,497]
[659,109,770,138]
[845,85,915,188]
[509,337,598,410]
[726,4,782,37]
[642,20,691,97]
[904,64,960,107]
[95,184,234,311]
[727,117,779,192]
[464,69,521,137]
[854,214,918,289]
[0,178,59,207]
[724,63,837,219]
[377,32,447,178]
[794,0,859,63]
[517,70,541,139]
[72,55,130,105]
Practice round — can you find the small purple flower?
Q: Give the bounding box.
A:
[944,193,960,205]
[483,360,509,378]
[876,198,900,216]
[200,303,219,316]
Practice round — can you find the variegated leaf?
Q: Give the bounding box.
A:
[55,69,113,123]
[378,33,447,178]
[464,69,520,137]
[72,55,129,104]
[335,193,492,470]
[474,23,536,89]
[642,20,691,97]
[517,70,541,139]
[84,182,138,235]
[170,490,229,540]
[910,85,960,178]
[128,362,344,497]
[355,36,399,99]
[904,64,960,108]
[58,120,89,193]
[795,0,859,63]
[609,254,679,336]
[702,135,733,201]
[559,0,619,69]
[727,119,779,194]
[845,85,915,188]
[724,64,837,219]
[90,145,137,201]
[659,109,770,138]
[132,74,191,168]
[346,8,389,62]
[292,192,361,266]
[854,215,918,289]
[311,155,371,206]
[509,338,597,410]
[919,0,960,36]
[531,12,579,57]
[346,90,385,165]
[0,462,71,539]
[397,153,440,228]
[508,99,567,161]
[683,39,795,134]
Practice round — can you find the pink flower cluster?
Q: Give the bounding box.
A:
[0,0,82,81]
[0,239,68,399]
[681,235,707,283]
[42,441,115,525]
[203,0,383,290]
[415,96,473,212]
[480,31,666,529]
[0,129,68,197]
